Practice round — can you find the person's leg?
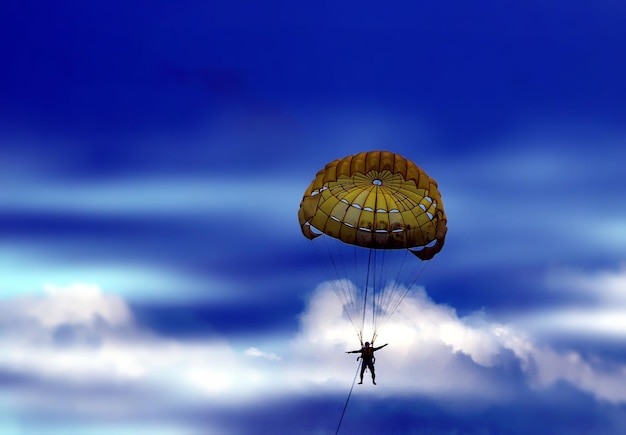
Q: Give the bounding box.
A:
[359,363,365,384]
[370,363,376,385]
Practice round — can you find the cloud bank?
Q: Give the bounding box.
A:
[1,272,626,432]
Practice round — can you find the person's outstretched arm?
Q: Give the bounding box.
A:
[373,343,389,351]
[345,349,361,354]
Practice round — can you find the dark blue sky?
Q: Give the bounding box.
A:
[1,1,626,434]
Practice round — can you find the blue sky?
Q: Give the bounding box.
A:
[1,1,626,434]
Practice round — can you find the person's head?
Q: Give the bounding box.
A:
[364,342,370,347]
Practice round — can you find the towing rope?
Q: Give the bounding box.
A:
[335,360,361,435]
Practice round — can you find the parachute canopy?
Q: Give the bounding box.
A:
[298,151,447,260]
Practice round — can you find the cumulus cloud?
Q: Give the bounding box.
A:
[291,280,626,404]
[0,283,280,433]
[291,283,538,398]
[511,341,626,403]
[2,276,626,434]
[0,284,248,395]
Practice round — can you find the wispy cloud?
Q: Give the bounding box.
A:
[513,265,626,339]
[0,177,301,222]
[0,247,219,302]
[438,144,626,267]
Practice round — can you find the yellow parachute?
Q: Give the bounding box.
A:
[298,150,447,259]
[298,151,447,343]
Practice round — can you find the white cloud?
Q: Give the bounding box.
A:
[245,347,282,361]
[20,283,131,329]
[2,276,626,434]
[500,336,626,403]
[515,308,626,339]
[515,266,626,339]
[501,266,626,402]
[0,283,282,406]
[290,280,626,404]
[288,284,511,399]
[546,265,626,305]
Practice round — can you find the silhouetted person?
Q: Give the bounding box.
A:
[346,342,388,385]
